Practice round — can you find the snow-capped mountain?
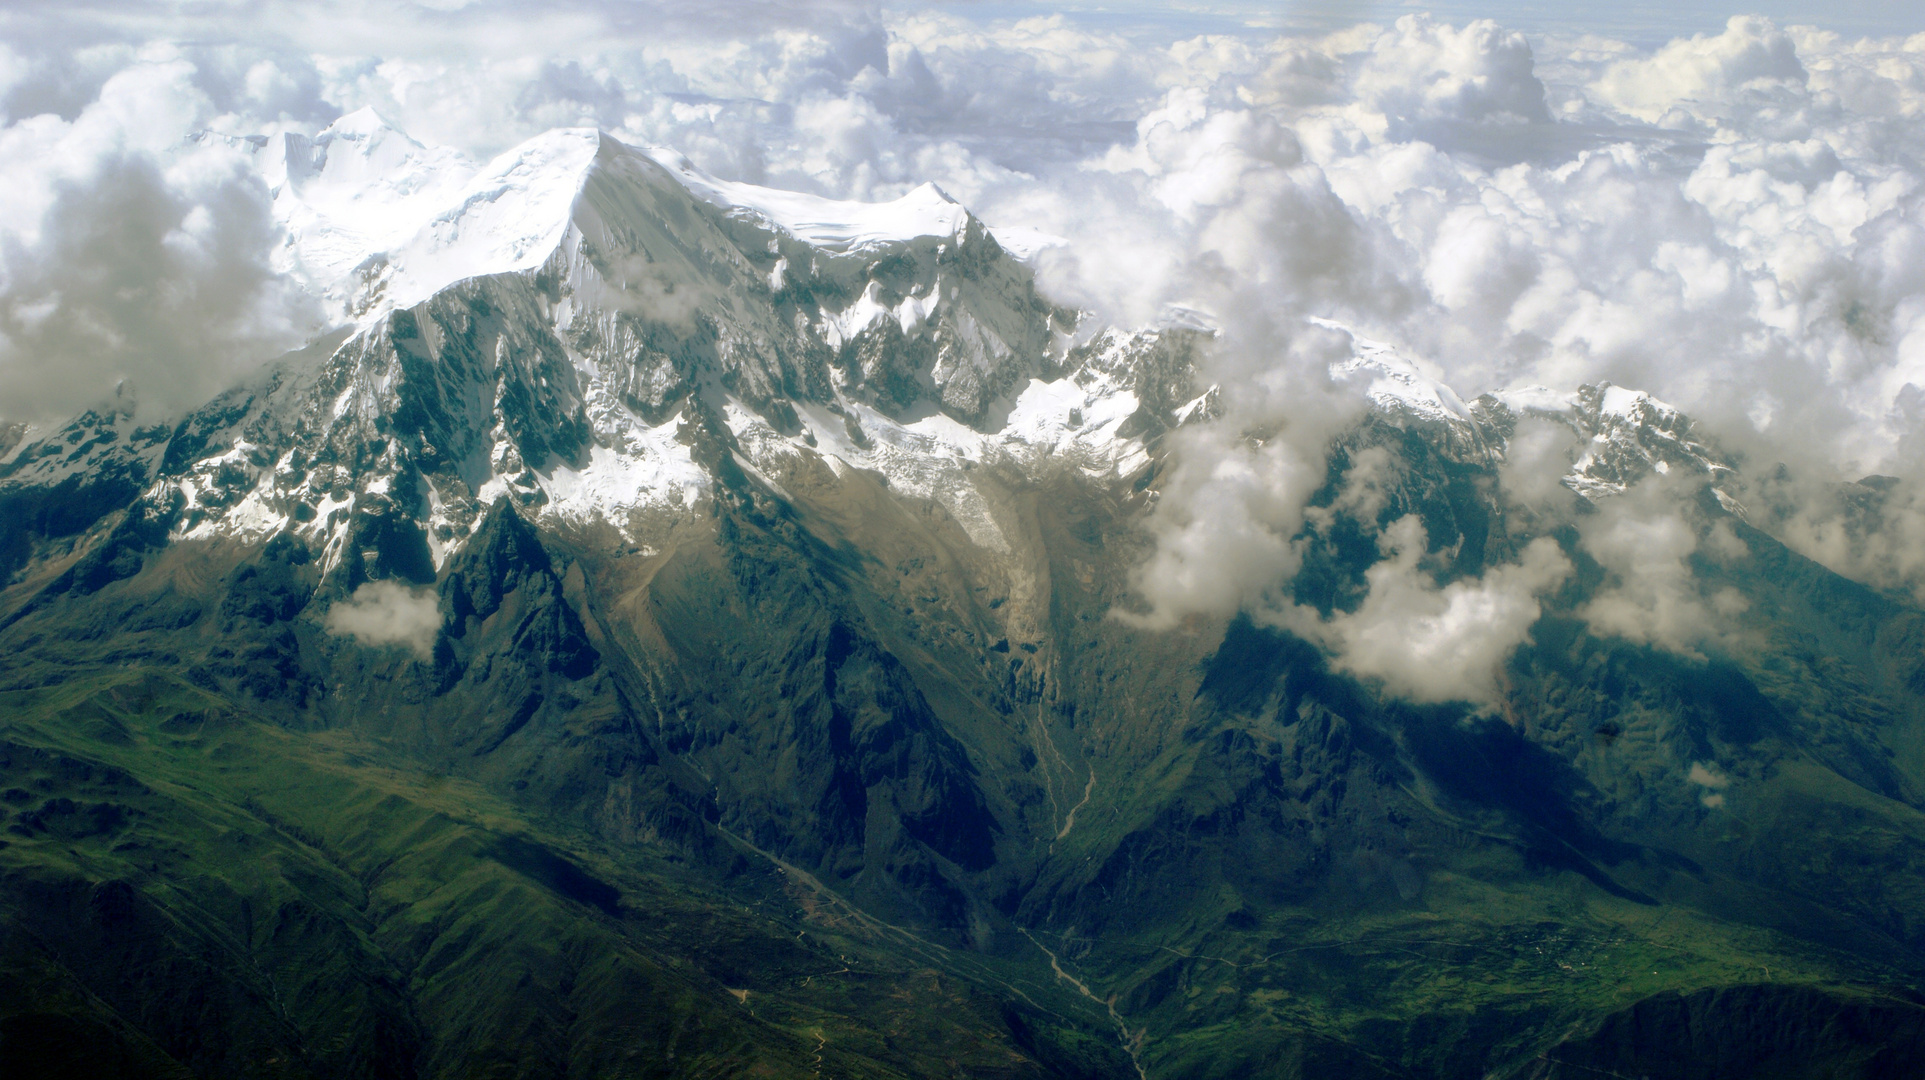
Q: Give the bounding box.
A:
[1319,320,1731,504]
[8,117,1925,1080]
[11,116,1088,570]
[2,113,1735,589]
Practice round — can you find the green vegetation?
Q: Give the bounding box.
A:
[0,670,1126,1079]
[6,420,1925,1077]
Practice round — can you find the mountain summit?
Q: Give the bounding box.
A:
[4,122,1925,1080]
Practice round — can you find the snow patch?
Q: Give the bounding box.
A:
[537,416,707,534]
[1317,318,1473,424]
[641,147,970,252]
[376,129,602,311]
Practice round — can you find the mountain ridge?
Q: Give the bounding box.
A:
[7,118,1733,571]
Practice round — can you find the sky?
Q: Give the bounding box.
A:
[6,0,1925,661]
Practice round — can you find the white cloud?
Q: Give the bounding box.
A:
[1119,401,1333,628]
[1353,16,1551,132]
[1574,481,1750,657]
[1689,761,1731,808]
[1757,469,1925,604]
[1307,515,1571,706]
[1592,16,1806,125]
[0,57,318,421]
[1498,416,1583,508]
[325,581,442,658]
[1689,762,1730,788]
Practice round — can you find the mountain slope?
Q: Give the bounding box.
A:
[4,120,1925,1079]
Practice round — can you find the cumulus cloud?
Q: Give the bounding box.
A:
[0,56,317,421]
[325,580,442,658]
[1688,762,1730,788]
[1040,86,1400,629]
[1689,761,1731,808]
[1353,16,1551,134]
[1073,10,1925,639]
[1592,17,1806,126]
[1307,515,1571,706]
[1323,443,1397,523]
[1575,480,1751,657]
[0,149,314,420]
[1498,416,1583,508]
[1120,391,1339,628]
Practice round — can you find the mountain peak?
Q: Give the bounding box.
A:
[340,126,603,312]
[274,123,1006,319]
[322,105,404,140]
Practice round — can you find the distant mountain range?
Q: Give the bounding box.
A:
[3,114,1923,1079]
